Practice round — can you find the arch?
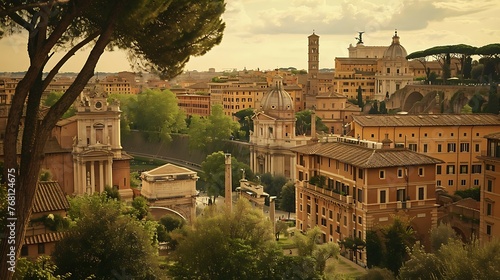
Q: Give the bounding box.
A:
[403,91,424,112]
[452,226,467,243]
[149,206,187,221]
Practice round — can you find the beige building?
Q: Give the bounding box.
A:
[176,93,211,117]
[351,114,500,193]
[292,135,442,263]
[478,132,500,243]
[42,84,133,198]
[315,93,361,135]
[249,76,311,179]
[141,163,198,222]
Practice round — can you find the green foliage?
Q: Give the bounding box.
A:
[103,186,120,201]
[379,101,388,114]
[188,104,240,152]
[108,93,138,137]
[30,214,70,232]
[129,196,150,220]
[275,220,289,240]
[340,237,366,264]
[454,187,480,201]
[399,244,442,279]
[14,256,71,280]
[279,182,296,216]
[233,108,254,141]
[39,169,52,181]
[484,82,499,114]
[295,110,329,136]
[309,175,326,188]
[53,193,162,280]
[430,223,458,252]
[168,199,282,280]
[357,86,364,108]
[159,215,185,232]
[359,267,395,280]
[365,230,383,268]
[260,173,287,197]
[293,227,339,274]
[134,89,187,142]
[369,101,379,114]
[468,93,486,113]
[130,171,141,188]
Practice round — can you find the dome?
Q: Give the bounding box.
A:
[383,31,407,59]
[261,75,294,112]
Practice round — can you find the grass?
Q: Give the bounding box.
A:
[130,156,168,172]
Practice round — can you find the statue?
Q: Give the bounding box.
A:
[355,31,364,45]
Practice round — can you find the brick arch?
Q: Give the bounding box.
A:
[403,91,424,112]
[452,226,467,243]
[149,206,187,221]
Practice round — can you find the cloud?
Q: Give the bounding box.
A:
[235,0,490,35]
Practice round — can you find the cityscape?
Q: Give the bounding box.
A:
[1,1,500,279]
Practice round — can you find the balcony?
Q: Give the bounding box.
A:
[303,182,352,205]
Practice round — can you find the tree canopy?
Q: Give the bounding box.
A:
[0,1,226,277]
[295,110,328,136]
[279,181,296,217]
[188,104,240,152]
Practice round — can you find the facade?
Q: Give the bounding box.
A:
[351,114,500,193]
[42,84,133,198]
[140,163,198,222]
[0,77,21,104]
[315,92,361,135]
[236,178,269,211]
[307,32,320,96]
[293,135,442,264]
[21,181,69,259]
[176,93,211,117]
[249,76,311,179]
[478,132,500,243]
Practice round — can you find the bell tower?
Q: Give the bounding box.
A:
[308,32,319,96]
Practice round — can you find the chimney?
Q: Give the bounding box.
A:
[382,133,393,149]
[225,153,232,212]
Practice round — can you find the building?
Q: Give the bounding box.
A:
[292,135,442,264]
[140,163,198,222]
[478,132,500,243]
[315,92,361,135]
[307,32,320,96]
[249,75,312,179]
[176,93,211,117]
[41,83,133,199]
[21,181,70,259]
[351,114,500,193]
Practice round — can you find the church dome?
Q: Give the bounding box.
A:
[261,75,294,112]
[383,31,407,59]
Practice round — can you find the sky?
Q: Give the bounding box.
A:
[1,0,499,74]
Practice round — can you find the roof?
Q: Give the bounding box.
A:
[353,114,500,127]
[33,181,70,214]
[24,231,67,245]
[291,142,443,168]
[484,132,500,140]
[144,163,195,176]
[44,137,70,154]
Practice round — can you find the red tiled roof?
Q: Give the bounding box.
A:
[33,181,70,214]
[353,114,500,127]
[24,231,67,245]
[291,141,443,168]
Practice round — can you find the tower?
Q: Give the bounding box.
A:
[308,32,319,96]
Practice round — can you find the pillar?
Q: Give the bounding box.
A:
[107,159,113,188]
[73,159,78,194]
[99,160,104,192]
[224,153,232,212]
[90,161,95,194]
[270,196,276,236]
[80,161,86,194]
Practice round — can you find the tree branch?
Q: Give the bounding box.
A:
[0,1,68,18]
[43,30,100,91]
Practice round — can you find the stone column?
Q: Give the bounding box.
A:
[99,160,104,192]
[107,159,113,188]
[80,161,87,194]
[270,197,276,236]
[224,153,232,212]
[90,161,95,194]
[73,159,78,195]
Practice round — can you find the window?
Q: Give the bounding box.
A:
[448,143,456,152]
[352,214,356,222]
[329,210,333,219]
[460,165,468,174]
[358,169,364,179]
[358,188,363,203]
[397,189,406,201]
[447,165,455,174]
[418,167,424,177]
[437,165,442,175]
[380,190,387,203]
[460,143,470,152]
[379,170,385,179]
[437,144,442,152]
[409,143,417,152]
[418,187,425,200]
[461,179,466,186]
[358,216,362,224]
[437,180,442,186]
[344,216,347,226]
[475,144,480,152]
[487,203,493,216]
[397,168,403,178]
[423,144,428,153]
[474,179,479,186]
[488,180,493,192]
[448,180,454,186]
[344,163,349,172]
[487,224,492,236]
[472,165,482,174]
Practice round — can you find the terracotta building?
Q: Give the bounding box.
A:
[478,132,500,243]
[351,114,500,194]
[315,92,361,135]
[292,135,442,264]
